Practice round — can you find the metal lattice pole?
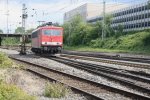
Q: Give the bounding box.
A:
[20,4,28,55]
[6,0,9,35]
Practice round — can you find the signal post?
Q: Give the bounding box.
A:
[20,4,28,55]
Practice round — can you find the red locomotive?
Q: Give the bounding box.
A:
[31,22,63,54]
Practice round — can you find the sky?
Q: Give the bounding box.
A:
[0,0,148,33]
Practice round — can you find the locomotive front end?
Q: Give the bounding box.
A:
[41,27,63,54]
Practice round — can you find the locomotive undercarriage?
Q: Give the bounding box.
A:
[31,46,62,54]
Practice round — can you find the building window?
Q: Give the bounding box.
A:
[148,22,150,26]
[145,13,148,18]
[142,14,144,19]
[139,7,142,11]
[142,6,145,11]
[142,22,145,27]
[123,11,125,15]
[131,9,134,13]
[145,22,148,27]
[136,16,138,20]
[134,8,136,13]
[135,8,138,12]
[145,5,148,10]
[139,23,142,28]
[136,24,139,28]
[129,9,132,14]
[148,13,150,17]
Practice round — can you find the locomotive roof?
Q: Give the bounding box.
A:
[32,26,63,33]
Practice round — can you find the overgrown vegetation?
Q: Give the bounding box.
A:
[63,14,115,46]
[0,82,36,100]
[0,52,35,100]
[63,14,150,54]
[90,31,150,52]
[44,82,70,98]
[2,37,20,45]
[0,52,13,68]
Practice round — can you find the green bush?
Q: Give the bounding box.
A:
[0,52,13,68]
[2,37,20,45]
[44,82,70,98]
[88,31,150,53]
[0,82,36,100]
[143,33,150,46]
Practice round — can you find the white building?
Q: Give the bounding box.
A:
[88,1,150,31]
[112,1,150,31]
[64,3,127,22]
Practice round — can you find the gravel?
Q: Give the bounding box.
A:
[63,50,150,59]
[0,49,88,100]
[0,48,148,99]
[0,68,87,100]
[76,57,150,74]
[0,69,86,100]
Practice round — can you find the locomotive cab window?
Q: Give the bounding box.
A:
[32,31,38,38]
[43,30,61,36]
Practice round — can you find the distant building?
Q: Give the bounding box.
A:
[87,1,150,31]
[64,3,127,22]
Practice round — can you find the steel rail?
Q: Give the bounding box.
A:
[50,57,150,96]
[61,54,150,70]
[61,54,150,79]
[63,50,150,64]
[9,56,150,100]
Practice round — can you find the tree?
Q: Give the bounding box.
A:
[0,29,3,34]
[15,27,24,34]
[26,28,34,34]
[63,14,86,46]
[104,14,114,37]
[115,24,124,38]
[62,14,115,46]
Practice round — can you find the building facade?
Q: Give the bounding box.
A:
[64,3,126,22]
[64,3,101,22]
[88,1,150,31]
[112,2,150,31]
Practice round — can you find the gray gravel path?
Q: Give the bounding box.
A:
[0,48,148,99]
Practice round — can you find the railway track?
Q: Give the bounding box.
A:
[60,54,150,78]
[63,50,150,64]
[50,57,150,97]
[0,45,31,51]
[1,46,150,68]
[9,55,150,100]
[61,54,150,69]
[2,46,150,64]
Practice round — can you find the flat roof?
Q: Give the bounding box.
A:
[0,34,31,37]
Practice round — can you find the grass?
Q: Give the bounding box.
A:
[64,46,127,52]
[0,52,13,68]
[0,82,36,100]
[2,37,20,45]
[64,45,150,55]
[0,52,36,100]
[64,31,150,55]
[44,82,70,98]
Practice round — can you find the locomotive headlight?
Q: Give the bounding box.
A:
[42,42,45,45]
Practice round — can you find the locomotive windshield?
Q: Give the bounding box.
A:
[44,30,61,36]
